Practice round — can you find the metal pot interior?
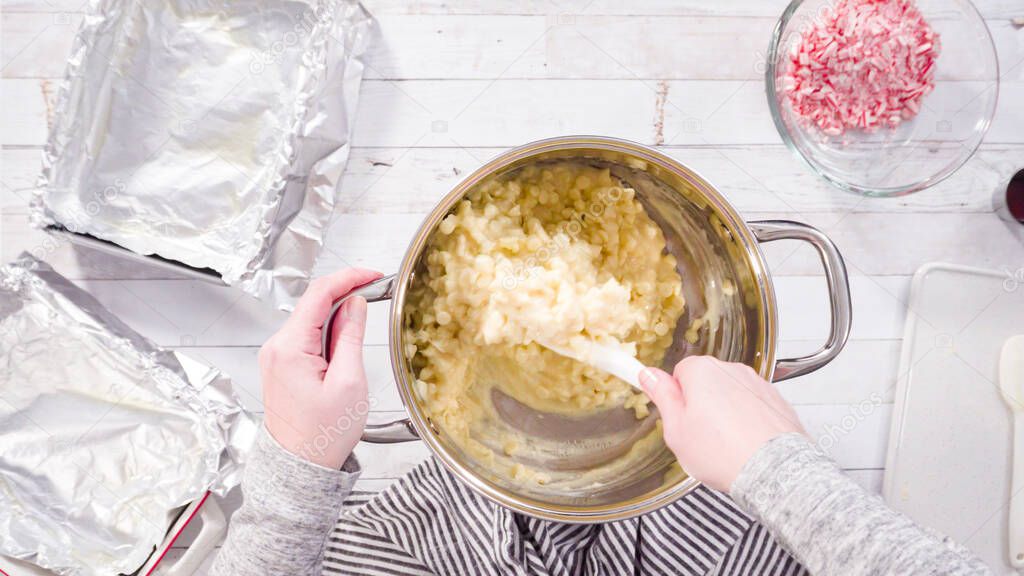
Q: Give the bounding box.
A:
[392,139,774,521]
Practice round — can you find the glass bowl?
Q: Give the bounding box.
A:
[766,0,999,197]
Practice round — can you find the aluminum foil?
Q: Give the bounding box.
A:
[32,0,373,309]
[0,254,257,576]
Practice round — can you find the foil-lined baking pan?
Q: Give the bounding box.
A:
[0,254,257,576]
[32,0,373,308]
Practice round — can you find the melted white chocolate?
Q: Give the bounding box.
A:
[404,162,686,484]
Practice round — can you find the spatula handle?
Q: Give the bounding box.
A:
[590,347,647,390]
[1010,413,1024,568]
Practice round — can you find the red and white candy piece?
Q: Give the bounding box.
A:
[782,0,941,136]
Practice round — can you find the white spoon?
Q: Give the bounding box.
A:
[999,334,1024,569]
[537,337,647,390]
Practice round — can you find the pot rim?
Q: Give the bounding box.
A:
[387,136,779,522]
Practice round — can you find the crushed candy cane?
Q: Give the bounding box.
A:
[782,0,941,136]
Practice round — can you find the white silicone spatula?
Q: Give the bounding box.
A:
[999,334,1024,569]
[538,337,647,390]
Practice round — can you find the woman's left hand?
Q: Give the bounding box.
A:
[259,268,383,469]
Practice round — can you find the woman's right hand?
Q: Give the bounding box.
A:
[639,356,806,493]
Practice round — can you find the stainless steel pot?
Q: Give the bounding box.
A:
[322,136,851,522]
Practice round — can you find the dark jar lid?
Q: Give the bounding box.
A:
[1008,169,1024,223]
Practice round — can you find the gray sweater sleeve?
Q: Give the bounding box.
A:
[210,426,360,576]
[731,433,991,576]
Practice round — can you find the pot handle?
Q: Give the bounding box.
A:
[321,274,419,443]
[748,220,852,381]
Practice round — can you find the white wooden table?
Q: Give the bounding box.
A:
[2,0,1023,572]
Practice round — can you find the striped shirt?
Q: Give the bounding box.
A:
[212,428,991,576]
[323,457,804,575]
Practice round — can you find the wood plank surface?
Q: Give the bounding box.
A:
[1,0,1022,571]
